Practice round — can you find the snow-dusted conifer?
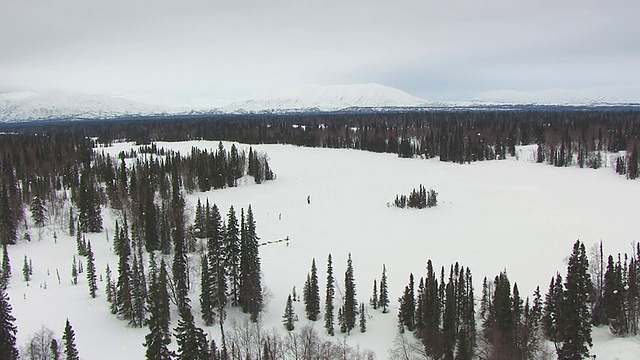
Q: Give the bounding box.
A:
[0,285,18,360]
[379,264,389,313]
[86,241,97,298]
[325,254,335,336]
[303,258,320,321]
[62,319,79,360]
[283,294,295,331]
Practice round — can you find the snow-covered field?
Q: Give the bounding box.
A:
[7,141,640,359]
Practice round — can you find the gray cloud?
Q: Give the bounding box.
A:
[1,0,639,105]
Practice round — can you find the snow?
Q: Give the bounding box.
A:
[7,141,640,359]
[223,83,426,112]
[0,90,182,122]
[473,87,640,106]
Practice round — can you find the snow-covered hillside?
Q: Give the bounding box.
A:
[0,91,182,122]
[6,141,640,359]
[224,83,426,113]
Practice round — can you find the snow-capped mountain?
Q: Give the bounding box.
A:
[0,91,183,122]
[224,83,426,113]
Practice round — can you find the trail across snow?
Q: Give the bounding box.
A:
[7,141,640,359]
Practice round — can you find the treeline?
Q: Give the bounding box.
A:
[392,184,438,209]
[0,132,275,247]
[280,239,628,359]
[3,109,639,178]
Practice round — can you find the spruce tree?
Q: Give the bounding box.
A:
[225,205,241,307]
[239,205,262,322]
[1,244,11,289]
[23,255,31,282]
[71,255,78,286]
[543,272,563,347]
[77,166,102,233]
[325,254,335,336]
[370,279,378,309]
[174,306,210,360]
[68,209,75,237]
[558,240,593,360]
[0,285,18,360]
[86,241,97,298]
[423,260,442,359]
[603,255,624,332]
[116,220,135,323]
[62,319,79,360]
[200,254,214,326]
[131,253,147,327]
[171,171,189,311]
[359,302,367,333]
[303,258,320,321]
[442,268,457,360]
[50,338,60,360]
[207,203,227,324]
[75,224,85,256]
[398,273,415,331]
[106,264,117,315]
[30,195,47,227]
[283,294,295,331]
[379,264,389,313]
[144,260,172,360]
[343,253,357,333]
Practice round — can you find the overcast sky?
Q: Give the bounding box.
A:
[1,0,639,106]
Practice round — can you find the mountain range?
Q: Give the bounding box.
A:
[1,84,639,122]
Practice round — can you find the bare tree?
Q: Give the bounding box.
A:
[21,326,60,360]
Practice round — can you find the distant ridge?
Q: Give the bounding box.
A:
[0,91,183,122]
[1,85,640,123]
[223,83,425,113]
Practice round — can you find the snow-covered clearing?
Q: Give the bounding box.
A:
[8,141,640,359]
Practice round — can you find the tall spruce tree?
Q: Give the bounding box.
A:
[442,267,457,360]
[131,253,147,327]
[0,285,18,360]
[602,255,624,333]
[86,241,97,298]
[239,205,262,322]
[207,203,227,324]
[174,306,210,360]
[283,294,295,331]
[379,264,389,313]
[557,240,593,360]
[200,254,214,326]
[343,253,357,333]
[325,254,335,336]
[171,171,190,311]
[116,220,135,323]
[359,302,367,333]
[71,255,78,286]
[30,195,46,227]
[77,166,102,233]
[22,255,31,282]
[370,279,378,309]
[303,258,320,321]
[543,272,564,349]
[398,273,416,332]
[225,206,241,307]
[62,319,79,360]
[422,260,442,359]
[144,260,172,360]
[1,244,11,289]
